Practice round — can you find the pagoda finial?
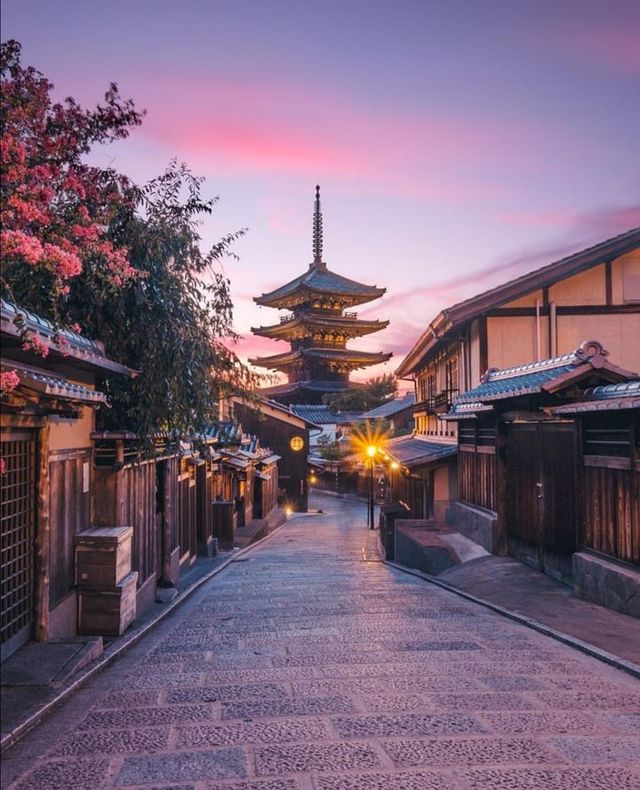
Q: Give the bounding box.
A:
[312,184,325,269]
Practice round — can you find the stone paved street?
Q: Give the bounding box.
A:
[2,494,640,790]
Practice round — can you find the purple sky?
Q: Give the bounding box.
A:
[3,0,639,383]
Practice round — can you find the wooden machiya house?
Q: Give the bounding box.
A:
[1,300,284,661]
[441,342,639,616]
[251,186,391,405]
[394,228,640,534]
[232,397,316,512]
[0,300,131,660]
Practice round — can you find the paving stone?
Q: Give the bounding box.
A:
[480,711,602,735]
[430,692,536,710]
[360,694,430,712]
[77,704,215,730]
[205,667,323,684]
[390,640,482,652]
[12,757,110,789]
[117,748,247,785]
[95,689,162,708]
[595,713,640,734]
[54,726,170,755]
[460,766,640,789]
[167,682,288,704]
[120,672,204,689]
[548,736,640,764]
[315,769,460,789]
[478,676,547,691]
[536,691,640,711]
[331,712,486,738]
[382,736,560,766]
[223,695,354,720]
[254,741,382,774]
[178,717,330,747]
[206,781,299,790]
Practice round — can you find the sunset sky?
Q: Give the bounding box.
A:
[3,0,639,385]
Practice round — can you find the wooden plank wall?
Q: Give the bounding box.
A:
[582,464,639,565]
[120,460,156,586]
[459,448,496,512]
[178,462,197,564]
[48,449,91,607]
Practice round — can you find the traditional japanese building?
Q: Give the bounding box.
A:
[251,186,391,404]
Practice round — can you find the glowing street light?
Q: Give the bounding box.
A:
[366,445,377,529]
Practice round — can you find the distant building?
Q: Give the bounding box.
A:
[289,404,359,447]
[251,186,390,405]
[360,393,416,435]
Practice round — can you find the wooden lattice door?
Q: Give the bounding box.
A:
[1,431,36,661]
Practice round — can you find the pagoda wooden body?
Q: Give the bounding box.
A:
[251,187,391,404]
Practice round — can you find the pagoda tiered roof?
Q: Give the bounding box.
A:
[249,347,391,374]
[251,186,390,404]
[254,265,386,310]
[252,313,389,341]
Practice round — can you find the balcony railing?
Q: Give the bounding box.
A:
[413,389,459,415]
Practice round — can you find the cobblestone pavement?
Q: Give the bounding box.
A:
[3,494,640,790]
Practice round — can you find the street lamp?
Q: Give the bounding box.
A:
[366,445,377,529]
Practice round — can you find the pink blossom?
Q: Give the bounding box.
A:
[1,229,44,264]
[0,369,20,392]
[0,458,6,476]
[69,322,82,334]
[21,334,49,358]
[42,243,83,279]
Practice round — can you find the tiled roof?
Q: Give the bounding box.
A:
[2,363,107,405]
[384,435,457,468]
[255,265,385,305]
[552,380,640,415]
[455,343,607,404]
[290,404,359,424]
[361,393,416,419]
[251,347,391,369]
[440,402,493,421]
[1,299,132,376]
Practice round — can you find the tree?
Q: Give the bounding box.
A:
[0,40,143,334]
[322,374,397,412]
[1,41,259,435]
[71,161,260,435]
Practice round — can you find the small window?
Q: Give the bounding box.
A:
[289,435,304,452]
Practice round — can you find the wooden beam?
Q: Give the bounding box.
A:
[605,260,613,306]
[479,317,488,375]
[35,424,50,642]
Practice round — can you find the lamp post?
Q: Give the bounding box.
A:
[366,445,376,529]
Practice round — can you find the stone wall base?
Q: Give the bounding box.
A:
[573,552,640,619]
[449,501,497,554]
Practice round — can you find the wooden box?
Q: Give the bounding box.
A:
[78,571,138,636]
[75,526,133,587]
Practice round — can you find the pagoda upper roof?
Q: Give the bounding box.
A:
[252,313,389,340]
[250,346,392,371]
[255,263,386,308]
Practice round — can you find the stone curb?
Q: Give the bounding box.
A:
[0,515,295,754]
[385,559,640,680]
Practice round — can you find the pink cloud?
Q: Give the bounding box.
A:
[132,73,544,203]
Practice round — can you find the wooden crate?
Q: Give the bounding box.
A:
[78,571,138,636]
[75,526,133,587]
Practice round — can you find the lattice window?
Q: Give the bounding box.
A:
[1,435,36,653]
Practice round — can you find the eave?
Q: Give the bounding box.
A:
[251,314,389,340]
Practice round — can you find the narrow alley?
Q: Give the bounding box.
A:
[2,494,639,790]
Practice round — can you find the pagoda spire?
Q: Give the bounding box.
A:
[312,184,325,269]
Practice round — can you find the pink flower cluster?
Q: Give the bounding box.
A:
[21,334,49,358]
[42,243,83,279]
[1,229,44,265]
[0,369,20,392]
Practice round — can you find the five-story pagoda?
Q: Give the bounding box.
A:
[251,186,391,404]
